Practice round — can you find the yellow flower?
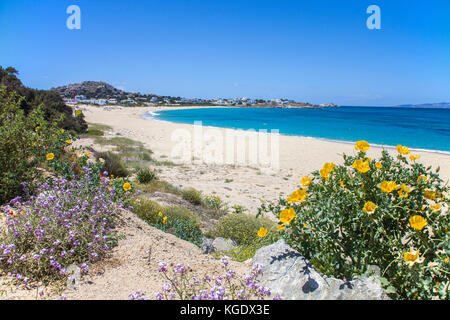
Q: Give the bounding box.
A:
[424,190,436,200]
[409,215,427,231]
[75,110,83,117]
[66,139,72,145]
[123,182,132,192]
[379,181,398,193]
[158,211,163,217]
[445,257,449,264]
[108,187,112,191]
[431,204,442,212]
[320,163,336,179]
[85,152,90,157]
[340,181,346,188]
[287,189,308,204]
[375,162,383,169]
[257,227,268,238]
[409,154,420,161]
[300,176,312,187]
[277,225,285,231]
[355,140,370,152]
[46,153,55,161]
[162,216,168,224]
[352,159,370,173]
[362,201,378,215]
[398,184,412,198]
[35,126,40,132]
[303,223,310,229]
[279,208,296,225]
[417,175,427,182]
[396,145,411,155]
[60,129,65,133]
[404,249,424,266]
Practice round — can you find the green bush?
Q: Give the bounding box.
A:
[133,198,164,224]
[261,141,450,300]
[132,199,203,247]
[0,87,65,203]
[96,151,129,177]
[181,188,203,205]
[204,194,228,212]
[136,167,157,184]
[212,213,277,246]
[156,218,203,248]
[86,129,104,136]
[164,205,201,227]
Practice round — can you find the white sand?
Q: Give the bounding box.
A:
[80,105,450,214]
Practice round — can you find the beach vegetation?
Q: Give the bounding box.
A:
[181,188,203,206]
[260,140,450,300]
[136,167,157,184]
[211,213,277,247]
[132,198,202,246]
[95,151,129,177]
[0,87,69,203]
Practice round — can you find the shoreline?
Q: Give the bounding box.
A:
[79,104,450,213]
[141,106,450,156]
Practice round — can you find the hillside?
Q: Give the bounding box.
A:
[0,66,87,132]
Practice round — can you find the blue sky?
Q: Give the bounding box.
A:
[1,0,449,106]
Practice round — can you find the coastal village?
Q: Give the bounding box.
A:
[53,81,338,108]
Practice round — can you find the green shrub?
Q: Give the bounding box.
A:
[212,213,277,246]
[132,199,203,247]
[181,188,203,205]
[224,238,275,262]
[136,167,157,184]
[155,218,203,248]
[204,194,228,212]
[86,129,104,136]
[96,151,129,177]
[133,198,164,224]
[164,205,201,227]
[261,141,450,300]
[0,87,66,203]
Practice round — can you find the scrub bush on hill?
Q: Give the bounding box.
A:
[132,198,203,247]
[0,66,87,133]
[212,213,277,246]
[259,140,450,300]
[0,87,67,204]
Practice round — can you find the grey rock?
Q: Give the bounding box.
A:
[212,237,237,252]
[202,238,216,254]
[252,239,390,300]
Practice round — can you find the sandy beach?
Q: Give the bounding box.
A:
[80,105,450,215]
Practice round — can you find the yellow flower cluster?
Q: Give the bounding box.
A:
[320,162,336,180]
[355,140,370,152]
[287,189,308,204]
[352,159,370,173]
[396,145,410,155]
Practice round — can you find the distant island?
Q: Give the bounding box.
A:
[50,81,338,109]
[396,102,450,109]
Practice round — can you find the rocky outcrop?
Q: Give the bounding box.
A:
[252,239,390,300]
[202,237,238,254]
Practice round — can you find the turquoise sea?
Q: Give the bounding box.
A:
[143,107,450,153]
